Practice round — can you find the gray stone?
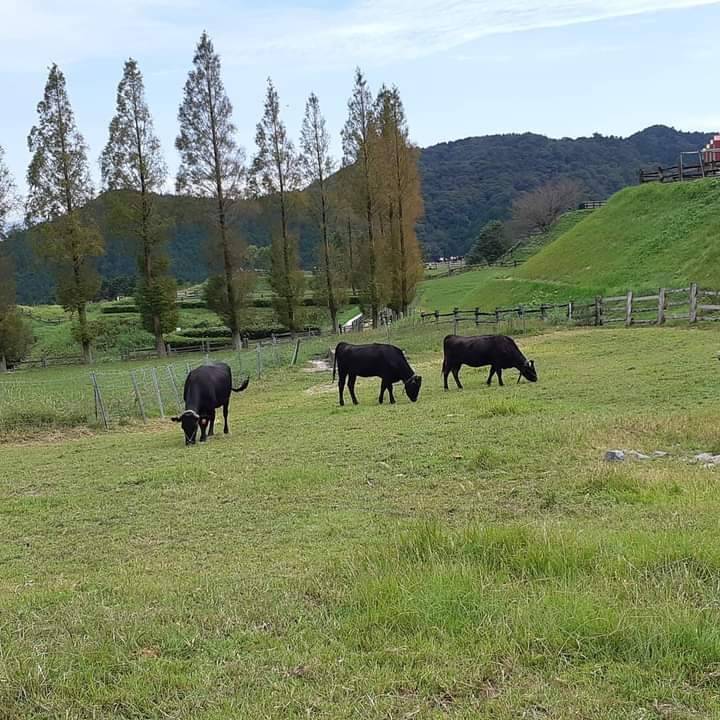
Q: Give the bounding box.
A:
[605,450,625,462]
[694,453,715,464]
[627,451,651,461]
[652,451,670,459]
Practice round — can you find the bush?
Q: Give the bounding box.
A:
[101,303,138,314]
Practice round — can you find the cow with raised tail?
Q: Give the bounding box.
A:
[171,362,249,445]
[333,342,422,406]
[442,334,537,389]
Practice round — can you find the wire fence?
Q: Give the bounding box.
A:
[0,335,331,433]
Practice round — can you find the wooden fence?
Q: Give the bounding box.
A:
[640,158,720,184]
[419,283,720,333]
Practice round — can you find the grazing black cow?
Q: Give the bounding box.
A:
[333,342,422,406]
[171,362,249,445]
[442,334,537,389]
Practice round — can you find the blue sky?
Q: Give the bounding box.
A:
[1,0,719,200]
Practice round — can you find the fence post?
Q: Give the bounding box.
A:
[291,338,301,366]
[91,372,109,430]
[256,343,262,377]
[657,288,666,325]
[474,307,480,326]
[271,334,278,365]
[131,371,147,423]
[434,310,439,324]
[567,301,573,322]
[519,306,526,334]
[689,282,698,323]
[167,366,182,412]
[540,304,547,321]
[151,367,165,418]
[625,290,633,327]
[495,308,500,333]
[453,307,459,335]
[594,296,603,326]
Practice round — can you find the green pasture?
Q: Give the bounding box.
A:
[2,323,720,717]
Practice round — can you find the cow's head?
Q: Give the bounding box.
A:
[404,374,423,402]
[519,359,538,383]
[171,409,200,445]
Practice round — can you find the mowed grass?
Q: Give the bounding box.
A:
[2,326,720,718]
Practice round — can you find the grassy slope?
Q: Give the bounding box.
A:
[2,324,720,717]
[418,179,720,312]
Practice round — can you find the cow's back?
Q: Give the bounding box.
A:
[444,334,522,368]
[184,363,233,409]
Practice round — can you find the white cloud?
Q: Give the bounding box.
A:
[1,0,719,71]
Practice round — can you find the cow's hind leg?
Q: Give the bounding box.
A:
[348,375,359,405]
[223,403,229,434]
[452,365,463,389]
[338,371,347,406]
[442,358,450,391]
[497,368,504,387]
[487,367,495,385]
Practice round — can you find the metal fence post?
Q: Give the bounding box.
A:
[167,366,182,412]
[568,301,573,322]
[291,338,301,366]
[131,371,147,423]
[91,372,109,430]
[151,367,165,418]
[256,344,262,377]
[690,282,698,323]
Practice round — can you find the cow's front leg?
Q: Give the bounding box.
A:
[338,371,347,406]
[223,403,229,434]
[497,368,504,387]
[199,417,209,442]
[208,410,216,436]
[348,375,359,405]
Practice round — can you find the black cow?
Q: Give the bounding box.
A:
[171,362,249,445]
[442,334,537,389]
[333,342,422,406]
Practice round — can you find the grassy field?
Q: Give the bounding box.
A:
[417,179,720,313]
[3,323,720,718]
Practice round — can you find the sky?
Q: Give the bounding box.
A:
[1,0,720,204]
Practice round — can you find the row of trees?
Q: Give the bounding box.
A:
[0,32,424,365]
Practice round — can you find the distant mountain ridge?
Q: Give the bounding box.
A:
[7,124,712,304]
[417,125,712,258]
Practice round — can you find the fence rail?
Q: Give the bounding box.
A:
[639,159,720,183]
[419,282,718,333]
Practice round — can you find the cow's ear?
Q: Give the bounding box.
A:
[171,416,181,423]
[530,360,536,368]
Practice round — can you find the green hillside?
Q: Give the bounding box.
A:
[417,179,720,312]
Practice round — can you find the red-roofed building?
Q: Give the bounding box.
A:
[701,135,720,162]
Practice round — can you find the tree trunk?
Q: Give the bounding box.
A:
[232,329,242,351]
[0,354,7,373]
[78,302,92,364]
[153,314,166,357]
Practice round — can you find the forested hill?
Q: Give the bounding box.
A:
[7,124,712,304]
[417,125,712,258]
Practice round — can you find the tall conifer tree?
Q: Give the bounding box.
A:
[176,33,249,349]
[101,58,176,356]
[26,64,103,363]
[251,78,304,331]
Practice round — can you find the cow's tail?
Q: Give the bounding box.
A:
[332,351,337,382]
[232,377,250,393]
